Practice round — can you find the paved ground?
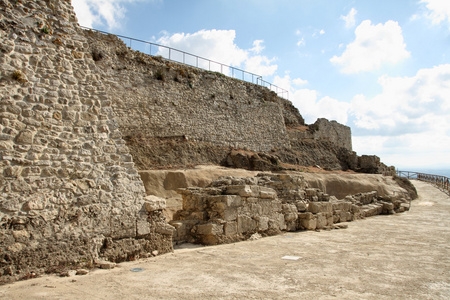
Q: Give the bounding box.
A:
[1,180,449,299]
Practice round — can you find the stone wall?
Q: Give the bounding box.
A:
[171,174,411,245]
[0,0,172,283]
[84,31,291,152]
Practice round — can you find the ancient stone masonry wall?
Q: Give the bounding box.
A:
[0,0,172,283]
[171,174,411,245]
[83,31,290,152]
[289,118,352,152]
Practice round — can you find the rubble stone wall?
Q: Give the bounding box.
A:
[0,0,172,283]
[84,31,291,152]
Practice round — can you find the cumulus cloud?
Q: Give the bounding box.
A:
[330,20,410,74]
[340,8,357,28]
[273,75,350,124]
[421,0,450,28]
[157,30,278,76]
[350,64,450,133]
[72,0,148,30]
[350,64,450,167]
[274,65,450,168]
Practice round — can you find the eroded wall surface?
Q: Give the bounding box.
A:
[84,31,291,152]
[0,0,172,283]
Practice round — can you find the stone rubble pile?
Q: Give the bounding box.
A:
[170,173,410,245]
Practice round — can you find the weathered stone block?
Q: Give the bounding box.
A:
[209,195,242,207]
[300,218,317,230]
[224,222,238,236]
[295,200,307,212]
[14,129,34,145]
[226,185,252,197]
[237,215,257,233]
[298,212,314,220]
[316,213,327,229]
[257,216,269,231]
[222,208,238,221]
[196,223,223,235]
[143,195,166,211]
[308,202,332,214]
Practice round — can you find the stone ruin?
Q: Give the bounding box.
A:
[171,173,411,245]
[0,0,405,283]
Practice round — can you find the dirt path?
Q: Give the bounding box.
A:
[1,180,449,299]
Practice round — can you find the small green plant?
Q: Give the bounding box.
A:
[12,70,26,83]
[41,27,49,34]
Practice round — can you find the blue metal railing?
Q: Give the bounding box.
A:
[81,26,289,99]
[397,170,450,195]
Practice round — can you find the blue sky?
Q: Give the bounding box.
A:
[72,0,450,170]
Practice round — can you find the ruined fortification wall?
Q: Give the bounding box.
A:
[84,31,291,152]
[313,118,352,151]
[172,174,411,245]
[0,0,368,283]
[0,0,172,283]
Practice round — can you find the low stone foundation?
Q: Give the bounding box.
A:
[170,173,411,245]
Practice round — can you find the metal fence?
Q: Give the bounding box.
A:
[397,170,450,195]
[81,26,289,99]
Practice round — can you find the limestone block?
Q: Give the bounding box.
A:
[224,222,238,236]
[237,215,257,234]
[298,212,314,220]
[316,213,327,229]
[259,187,277,199]
[143,195,167,211]
[257,216,269,231]
[136,219,151,236]
[196,223,223,235]
[308,202,332,214]
[226,185,252,197]
[222,208,238,221]
[277,213,286,230]
[295,200,307,212]
[260,202,273,215]
[15,129,34,144]
[155,223,176,235]
[300,218,317,230]
[182,194,206,211]
[282,204,298,222]
[209,195,242,207]
[250,203,262,215]
[271,201,282,213]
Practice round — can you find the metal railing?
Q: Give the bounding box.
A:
[81,26,289,99]
[397,170,450,195]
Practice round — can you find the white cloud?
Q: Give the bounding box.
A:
[157,30,278,76]
[273,75,350,124]
[350,64,450,167]
[296,38,305,47]
[350,64,450,133]
[293,78,308,86]
[421,0,450,28]
[244,56,278,77]
[72,0,147,30]
[319,29,325,35]
[340,8,357,28]
[330,20,410,74]
[250,40,265,54]
[276,65,450,168]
